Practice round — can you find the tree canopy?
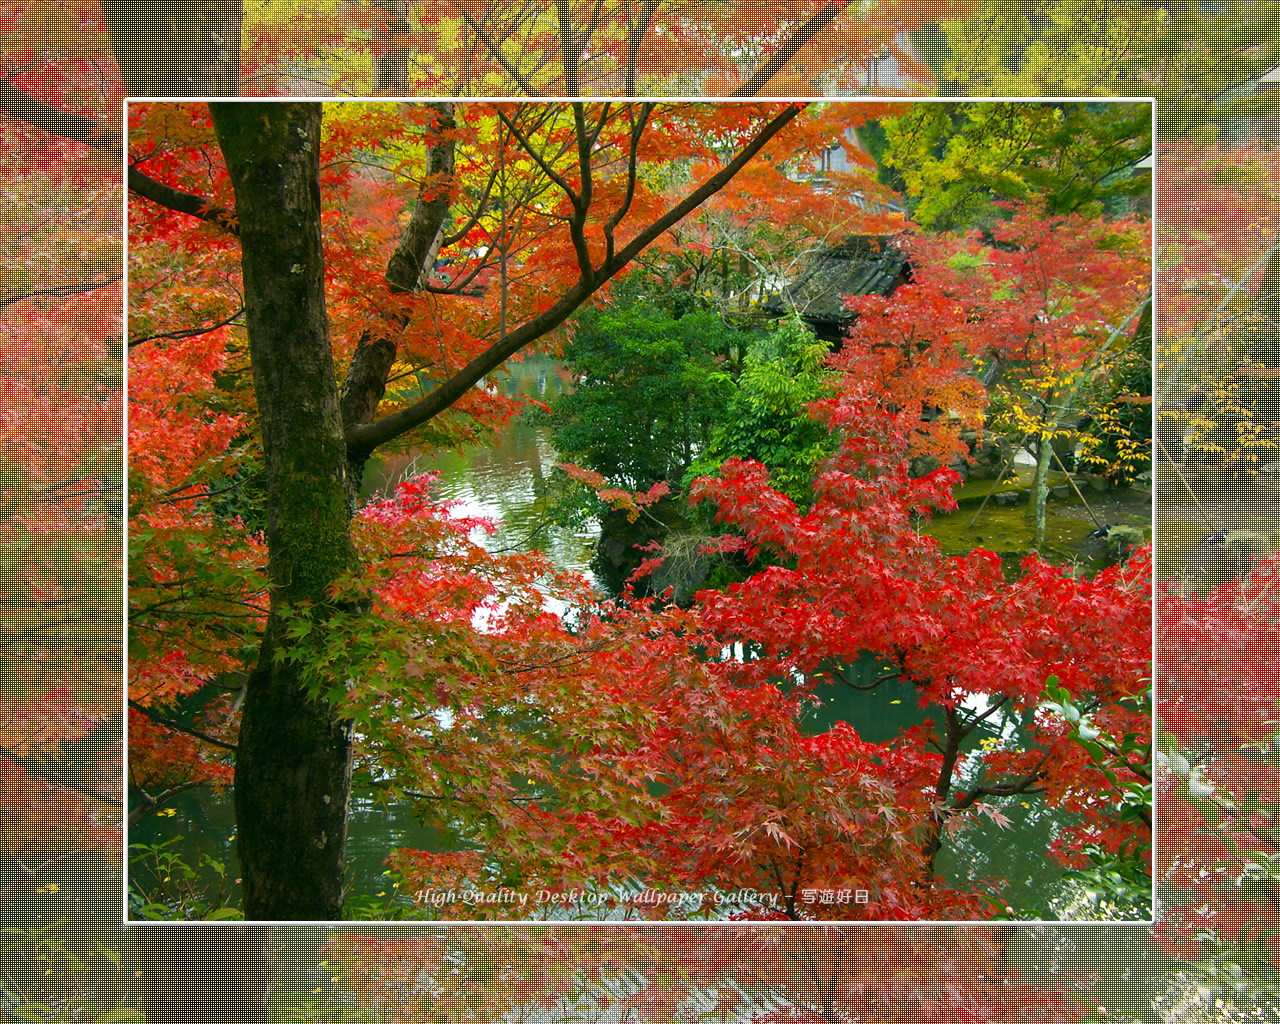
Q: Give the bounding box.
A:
[3,2,1275,1020]
[122,99,1154,927]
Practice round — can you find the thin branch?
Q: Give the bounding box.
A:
[127,781,210,828]
[961,693,1011,733]
[126,699,239,753]
[419,254,494,297]
[344,103,804,457]
[728,3,845,98]
[0,274,123,310]
[130,306,245,347]
[156,480,250,504]
[496,108,580,209]
[0,850,115,907]
[440,161,501,248]
[494,638,619,675]
[0,80,119,149]
[834,665,906,690]
[128,164,238,235]
[602,104,652,265]
[0,742,123,808]
[957,747,1056,805]
[459,7,544,97]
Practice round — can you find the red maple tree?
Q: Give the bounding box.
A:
[122,99,1153,924]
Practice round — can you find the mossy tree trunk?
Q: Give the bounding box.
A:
[135,926,272,1022]
[183,100,802,920]
[1029,417,1055,549]
[210,103,360,920]
[102,1,242,97]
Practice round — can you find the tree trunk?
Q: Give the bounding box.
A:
[1254,236,1280,365]
[102,1,243,96]
[340,102,456,494]
[920,705,963,878]
[210,102,360,921]
[135,925,272,1023]
[1031,425,1053,549]
[372,0,412,93]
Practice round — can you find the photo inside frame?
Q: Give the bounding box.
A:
[124,97,1155,925]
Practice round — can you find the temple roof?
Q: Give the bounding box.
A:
[760,235,910,338]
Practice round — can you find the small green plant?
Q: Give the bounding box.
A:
[341,870,414,922]
[127,839,242,921]
[0,920,142,1023]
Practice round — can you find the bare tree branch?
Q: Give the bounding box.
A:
[459,6,545,97]
[343,103,804,458]
[729,3,846,98]
[603,103,653,264]
[129,306,244,347]
[1,274,123,309]
[0,81,120,149]
[0,742,124,809]
[127,699,239,754]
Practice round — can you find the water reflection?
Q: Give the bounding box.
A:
[363,355,600,586]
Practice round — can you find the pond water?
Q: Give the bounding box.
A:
[364,355,601,584]
[131,356,1152,921]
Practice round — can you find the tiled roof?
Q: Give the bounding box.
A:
[760,235,909,325]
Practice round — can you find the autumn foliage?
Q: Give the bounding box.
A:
[322,924,1095,1023]
[1157,563,1280,958]
[233,1,969,98]
[1,204,121,883]
[235,387,1153,923]
[2,0,1276,1020]
[117,98,1159,924]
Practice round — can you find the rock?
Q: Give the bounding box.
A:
[1106,525,1147,564]
[1224,529,1275,567]
[594,496,694,599]
[965,433,1013,480]
[909,454,940,478]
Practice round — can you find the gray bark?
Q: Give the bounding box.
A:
[134,925,272,1023]
[210,102,359,920]
[102,1,242,97]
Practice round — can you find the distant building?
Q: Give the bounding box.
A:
[758,234,911,345]
[762,118,910,345]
